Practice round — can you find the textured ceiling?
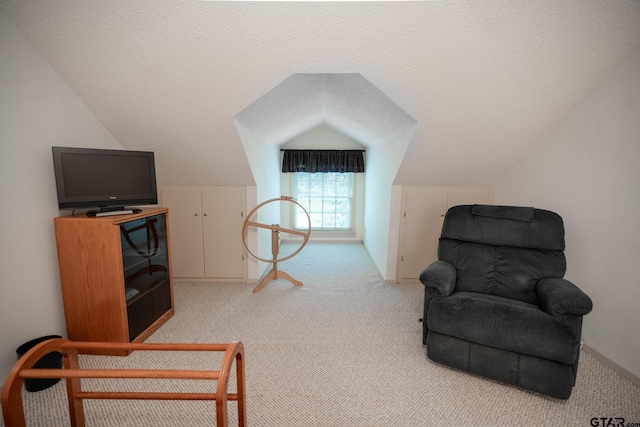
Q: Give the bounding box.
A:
[2,1,639,187]
[235,73,417,148]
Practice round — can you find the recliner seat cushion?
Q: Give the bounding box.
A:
[427,292,579,365]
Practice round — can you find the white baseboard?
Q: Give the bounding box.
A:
[583,343,640,387]
[173,277,246,283]
[281,238,363,244]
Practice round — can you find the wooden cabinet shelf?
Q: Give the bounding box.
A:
[54,208,174,354]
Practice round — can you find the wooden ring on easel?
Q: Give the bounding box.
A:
[241,196,311,264]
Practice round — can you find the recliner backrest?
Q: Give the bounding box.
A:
[438,205,567,304]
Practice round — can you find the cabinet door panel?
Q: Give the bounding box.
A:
[400,188,448,279]
[202,189,244,279]
[55,220,129,342]
[161,189,205,277]
[399,187,493,280]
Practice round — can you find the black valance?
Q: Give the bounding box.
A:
[281,149,365,173]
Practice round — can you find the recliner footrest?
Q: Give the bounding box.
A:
[427,332,576,399]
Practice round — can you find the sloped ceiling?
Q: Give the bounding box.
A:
[2,1,639,187]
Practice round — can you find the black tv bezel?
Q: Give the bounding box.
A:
[52,146,158,210]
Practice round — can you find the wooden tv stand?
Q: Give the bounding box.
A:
[54,208,174,354]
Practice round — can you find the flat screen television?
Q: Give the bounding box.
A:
[52,146,158,214]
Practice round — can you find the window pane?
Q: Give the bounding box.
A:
[323,198,335,211]
[310,177,323,196]
[309,198,323,212]
[335,198,350,213]
[300,198,311,212]
[293,172,354,231]
[335,213,350,229]
[310,213,323,228]
[295,211,310,229]
[335,174,352,197]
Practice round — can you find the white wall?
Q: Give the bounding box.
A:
[494,42,640,379]
[0,12,123,382]
[364,123,418,280]
[234,120,281,281]
[281,123,364,151]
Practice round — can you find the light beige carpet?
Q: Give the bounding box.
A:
[3,243,640,426]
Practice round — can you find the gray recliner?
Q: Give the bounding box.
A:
[420,204,593,399]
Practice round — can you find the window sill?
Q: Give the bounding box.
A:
[282,230,357,242]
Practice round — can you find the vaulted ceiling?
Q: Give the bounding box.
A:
[2,1,639,187]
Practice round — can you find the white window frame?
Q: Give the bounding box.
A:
[292,172,355,232]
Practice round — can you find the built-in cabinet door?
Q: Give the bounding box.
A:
[161,186,246,280]
[398,187,492,280]
[202,189,244,279]
[161,188,205,278]
[399,188,448,280]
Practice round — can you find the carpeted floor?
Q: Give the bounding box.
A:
[3,243,640,426]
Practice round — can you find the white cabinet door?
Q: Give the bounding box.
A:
[398,187,492,280]
[202,189,245,279]
[161,188,205,278]
[161,187,246,280]
[399,188,447,280]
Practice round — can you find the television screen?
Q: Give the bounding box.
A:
[52,146,158,211]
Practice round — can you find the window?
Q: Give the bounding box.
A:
[293,172,354,231]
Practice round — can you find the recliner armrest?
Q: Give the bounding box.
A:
[536,278,593,320]
[419,260,456,296]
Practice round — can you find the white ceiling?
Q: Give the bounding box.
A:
[235,73,417,148]
[2,1,639,187]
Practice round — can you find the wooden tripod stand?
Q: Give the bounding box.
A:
[241,197,311,293]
